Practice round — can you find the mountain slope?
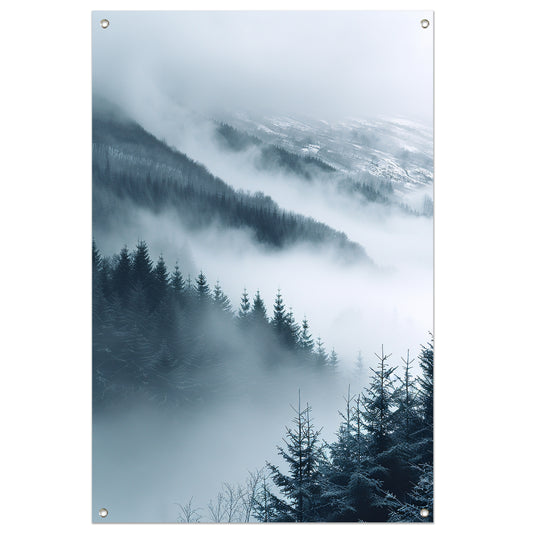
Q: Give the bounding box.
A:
[92,101,372,263]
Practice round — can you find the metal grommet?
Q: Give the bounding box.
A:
[99,508,109,518]
[100,19,110,29]
[420,508,430,518]
[421,19,430,29]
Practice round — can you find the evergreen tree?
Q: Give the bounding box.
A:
[195,271,211,303]
[132,240,154,291]
[213,281,233,314]
[388,465,433,522]
[322,387,368,521]
[328,348,339,370]
[171,261,185,294]
[361,346,406,519]
[298,317,314,357]
[353,350,365,390]
[285,308,300,350]
[271,289,286,335]
[251,290,268,325]
[153,254,169,306]
[253,472,276,523]
[315,337,328,366]
[393,350,419,443]
[238,288,251,322]
[414,335,434,465]
[266,392,324,522]
[112,245,132,300]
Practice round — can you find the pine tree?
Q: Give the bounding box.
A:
[321,387,366,521]
[285,308,300,350]
[238,288,251,322]
[414,335,434,465]
[388,465,433,522]
[171,261,185,294]
[195,271,211,303]
[132,240,154,291]
[271,289,286,335]
[394,350,419,443]
[253,471,276,522]
[153,254,169,306]
[328,348,339,371]
[315,337,328,366]
[213,281,233,314]
[298,317,314,357]
[112,245,132,300]
[266,392,324,522]
[251,290,268,325]
[353,350,365,390]
[361,346,407,519]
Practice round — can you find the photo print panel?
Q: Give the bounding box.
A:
[92,11,433,523]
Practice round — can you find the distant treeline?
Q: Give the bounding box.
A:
[92,109,369,262]
[215,122,336,179]
[178,340,433,523]
[93,240,340,409]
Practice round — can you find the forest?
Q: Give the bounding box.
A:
[93,240,341,409]
[93,239,433,522]
[173,340,433,523]
[92,109,370,262]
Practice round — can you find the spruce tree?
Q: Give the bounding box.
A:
[285,308,300,350]
[251,290,268,325]
[213,281,233,315]
[153,254,169,306]
[195,271,211,303]
[271,289,286,336]
[132,240,154,291]
[171,261,185,294]
[328,348,339,371]
[299,317,314,357]
[238,288,251,322]
[266,392,324,522]
[361,346,406,518]
[113,245,132,300]
[315,337,328,366]
[414,335,434,465]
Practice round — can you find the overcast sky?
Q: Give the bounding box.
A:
[92,10,433,123]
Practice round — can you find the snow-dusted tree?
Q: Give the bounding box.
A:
[252,470,276,522]
[266,392,324,522]
[360,345,400,520]
[415,335,434,465]
[387,465,433,522]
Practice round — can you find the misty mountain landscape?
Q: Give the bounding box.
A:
[92,10,433,524]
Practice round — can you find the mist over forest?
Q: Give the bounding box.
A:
[92,10,433,524]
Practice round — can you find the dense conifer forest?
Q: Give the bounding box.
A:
[174,341,433,523]
[93,240,341,409]
[92,108,370,262]
[93,239,433,522]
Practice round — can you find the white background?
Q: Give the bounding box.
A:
[1,0,532,531]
